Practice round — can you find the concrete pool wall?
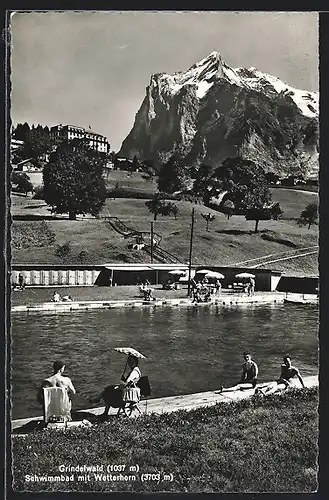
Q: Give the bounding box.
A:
[11,292,286,314]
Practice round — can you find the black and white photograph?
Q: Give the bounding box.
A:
[8,10,319,493]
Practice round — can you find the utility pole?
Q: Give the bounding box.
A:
[187,207,195,297]
[150,221,154,263]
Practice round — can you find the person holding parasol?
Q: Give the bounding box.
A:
[97,347,146,419]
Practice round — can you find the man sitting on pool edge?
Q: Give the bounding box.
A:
[216,351,259,393]
[37,361,76,417]
[255,355,305,396]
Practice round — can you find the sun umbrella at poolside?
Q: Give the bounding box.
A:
[195,269,213,275]
[205,271,225,279]
[235,272,255,279]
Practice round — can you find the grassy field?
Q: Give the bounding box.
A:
[12,388,318,493]
[10,186,319,276]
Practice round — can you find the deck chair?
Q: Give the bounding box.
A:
[117,376,152,417]
[43,387,72,425]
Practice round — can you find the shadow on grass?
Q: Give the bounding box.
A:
[12,420,46,434]
[12,411,102,434]
[215,229,254,236]
[13,214,70,221]
[71,410,101,424]
[23,204,47,209]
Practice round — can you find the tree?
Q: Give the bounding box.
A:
[209,157,272,212]
[18,127,53,161]
[131,155,140,172]
[161,202,179,219]
[145,194,179,221]
[245,203,284,233]
[221,199,235,219]
[192,163,213,198]
[12,122,30,142]
[245,207,271,233]
[43,140,107,220]
[157,154,188,194]
[170,203,179,220]
[297,203,318,230]
[201,212,215,231]
[140,159,158,181]
[11,171,34,196]
[145,193,167,221]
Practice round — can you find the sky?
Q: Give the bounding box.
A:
[10,11,319,152]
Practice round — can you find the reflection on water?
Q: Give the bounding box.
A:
[11,303,319,419]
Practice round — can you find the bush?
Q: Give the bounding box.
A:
[54,241,72,262]
[33,185,44,199]
[11,171,34,195]
[11,221,56,249]
[78,250,89,263]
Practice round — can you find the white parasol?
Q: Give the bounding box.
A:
[205,271,225,279]
[114,347,146,359]
[195,269,213,275]
[115,347,147,381]
[235,272,255,279]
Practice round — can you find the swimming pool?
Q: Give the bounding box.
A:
[11,302,318,419]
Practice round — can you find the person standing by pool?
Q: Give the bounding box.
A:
[256,355,305,396]
[217,351,259,393]
[18,273,25,290]
[215,279,222,294]
[249,277,255,296]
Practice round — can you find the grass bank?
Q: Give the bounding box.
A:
[11,187,318,276]
[12,388,318,493]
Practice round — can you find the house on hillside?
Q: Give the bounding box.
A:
[265,172,281,185]
[114,157,136,171]
[10,138,24,154]
[281,175,306,187]
[13,158,43,172]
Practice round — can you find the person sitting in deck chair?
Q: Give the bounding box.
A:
[37,361,76,422]
[52,291,61,302]
[255,355,305,396]
[120,354,142,412]
[98,354,142,419]
[217,351,259,393]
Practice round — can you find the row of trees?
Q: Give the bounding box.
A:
[12,123,53,164]
[12,136,317,231]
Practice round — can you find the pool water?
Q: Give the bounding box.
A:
[11,302,318,419]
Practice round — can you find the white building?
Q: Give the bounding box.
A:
[50,125,110,154]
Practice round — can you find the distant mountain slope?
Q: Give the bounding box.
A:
[119,52,319,178]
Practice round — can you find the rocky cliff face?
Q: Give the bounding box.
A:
[119,52,319,177]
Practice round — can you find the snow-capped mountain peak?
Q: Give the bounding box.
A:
[155,52,318,118]
[119,52,319,178]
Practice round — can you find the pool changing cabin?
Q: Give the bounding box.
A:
[12,264,282,292]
